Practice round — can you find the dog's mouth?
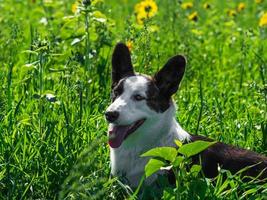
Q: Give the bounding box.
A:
[108,119,146,148]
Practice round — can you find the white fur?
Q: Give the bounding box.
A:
[106,75,191,187]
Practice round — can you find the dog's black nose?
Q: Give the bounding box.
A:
[105,111,119,123]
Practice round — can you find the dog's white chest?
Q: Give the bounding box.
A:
[110,147,151,187]
[109,121,190,187]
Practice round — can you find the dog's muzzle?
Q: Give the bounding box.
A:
[105,111,119,123]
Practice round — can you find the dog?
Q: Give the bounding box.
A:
[105,43,267,188]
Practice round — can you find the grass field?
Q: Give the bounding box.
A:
[0,0,267,199]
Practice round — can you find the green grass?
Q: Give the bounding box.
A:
[0,0,267,199]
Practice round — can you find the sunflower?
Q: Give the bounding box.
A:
[72,1,79,13]
[203,3,211,9]
[134,0,158,25]
[181,2,193,10]
[136,10,147,25]
[188,11,198,22]
[237,3,245,12]
[259,13,267,27]
[227,9,237,17]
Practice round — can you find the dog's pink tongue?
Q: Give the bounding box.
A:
[108,125,129,148]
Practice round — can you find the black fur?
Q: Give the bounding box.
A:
[189,135,267,180]
[154,55,186,98]
[146,80,172,112]
[145,55,186,113]
[112,43,134,88]
[111,78,125,102]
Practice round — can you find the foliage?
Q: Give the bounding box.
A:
[141,141,267,199]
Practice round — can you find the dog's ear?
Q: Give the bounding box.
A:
[154,55,186,98]
[112,43,134,88]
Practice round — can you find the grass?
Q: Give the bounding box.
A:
[0,0,267,199]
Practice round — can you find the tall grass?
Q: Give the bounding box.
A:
[0,0,266,199]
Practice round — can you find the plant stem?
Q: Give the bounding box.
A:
[39,53,44,136]
[85,8,90,72]
[196,79,203,135]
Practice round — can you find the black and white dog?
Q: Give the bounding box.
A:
[105,43,267,187]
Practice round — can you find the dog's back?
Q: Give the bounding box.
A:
[190,135,267,180]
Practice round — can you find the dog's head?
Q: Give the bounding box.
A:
[105,43,186,148]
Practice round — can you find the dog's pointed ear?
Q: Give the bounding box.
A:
[112,43,134,87]
[154,55,186,98]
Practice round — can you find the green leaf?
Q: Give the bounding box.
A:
[172,156,184,167]
[162,188,176,200]
[189,180,208,199]
[190,164,202,177]
[92,11,107,23]
[216,179,230,195]
[22,50,38,55]
[0,169,6,181]
[144,159,165,178]
[141,147,177,162]
[177,141,217,157]
[242,188,259,197]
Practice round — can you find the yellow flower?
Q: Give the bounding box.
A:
[135,0,158,18]
[136,10,147,25]
[227,9,237,17]
[126,41,133,51]
[203,3,211,9]
[72,1,79,13]
[134,2,142,13]
[259,13,267,27]
[134,0,158,25]
[181,2,193,10]
[188,11,198,21]
[255,0,263,3]
[237,3,245,12]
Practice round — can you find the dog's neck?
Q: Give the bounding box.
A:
[151,101,191,148]
[117,100,190,150]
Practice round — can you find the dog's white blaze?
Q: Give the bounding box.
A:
[108,75,191,187]
[106,76,150,126]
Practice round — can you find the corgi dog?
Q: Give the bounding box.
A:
[105,43,267,187]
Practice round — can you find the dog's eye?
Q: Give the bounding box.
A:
[113,91,119,97]
[111,91,119,101]
[133,94,145,101]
